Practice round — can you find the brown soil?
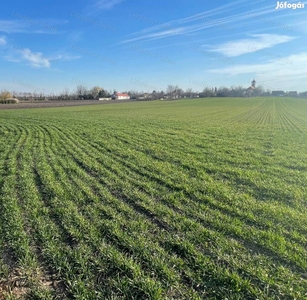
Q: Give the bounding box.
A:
[0,99,136,110]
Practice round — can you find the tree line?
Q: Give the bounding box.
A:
[1,84,306,101]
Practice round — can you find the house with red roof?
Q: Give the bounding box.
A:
[113,92,130,100]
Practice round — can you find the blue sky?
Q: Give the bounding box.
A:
[0,0,307,94]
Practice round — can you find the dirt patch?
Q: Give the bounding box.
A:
[0,247,66,299]
[0,266,29,300]
[0,99,136,110]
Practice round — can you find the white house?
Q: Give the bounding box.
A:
[113,92,130,100]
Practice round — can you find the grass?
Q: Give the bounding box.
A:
[0,97,307,299]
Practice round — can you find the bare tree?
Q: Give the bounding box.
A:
[76,85,87,99]
[185,88,193,98]
[166,85,176,96]
[200,88,215,97]
[253,85,264,96]
[166,85,181,98]
[216,87,230,97]
[176,88,184,98]
[61,88,70,100]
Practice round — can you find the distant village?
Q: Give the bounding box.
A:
[1,80,306,102]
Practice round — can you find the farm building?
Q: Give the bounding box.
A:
[0,98,19,104]
[113,92,130,100]
[272,91,285,96]
[287,91,298,97]
[244,79,256,97]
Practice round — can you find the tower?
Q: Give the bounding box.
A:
[251,79,256,88]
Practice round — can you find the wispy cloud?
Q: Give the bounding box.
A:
[209,52,307,90]
[207,34,296,57]
[50,54,81,61]
[0,36,7,46]
[129,0,251,37]
[0,19,63,34]
[10,12,67,34]
[121,1,281,44]
[121,0,307,45]
[93,0,125,10]
[209,52,307,75]
[209,52,307,89]
[0,20,25,33]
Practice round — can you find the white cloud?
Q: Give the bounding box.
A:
[3,45,81,68]
[21,49,51,68]
[207,34,296,57]
[0,36,7,46]
[94,0,125,10]
[18,50,81,68]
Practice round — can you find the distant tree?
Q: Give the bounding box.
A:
[253,85,264,96]
[299,91,307,98]
[216,87,230,97]
[98,89,108,98]
[185,88,193,98]
[0,90,13,100]
[76,85,87,99]
[230,86,245,97]
[166,85,182,98]
[91,86,103,99]
[237,86,245,97]
[176,88,184,98]
[152,90,164,99]
[151,90,158,100]
[11,90,18,98]
[60,88,70,100]
[166,85,176,96]
[200,87,215,97]
[128,90,139,99]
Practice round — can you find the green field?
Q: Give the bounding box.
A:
[1,97,307,299]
